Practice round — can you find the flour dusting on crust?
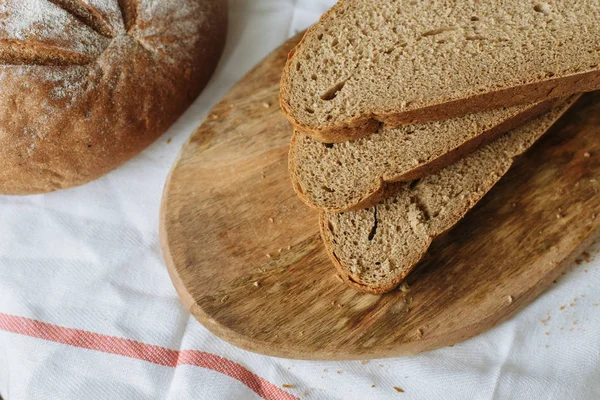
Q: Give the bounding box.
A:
[82,0,125,33]
[0,0,226,194]
[135,0,211,63]
[0,0,109,56]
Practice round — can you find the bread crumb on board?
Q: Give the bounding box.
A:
[582,251,592,263]
[166,137,172,144]
[331,301,343,308]
[507,295,513,304]
[394,386,405,393]
[262,102,271,108]
[282,384,296,389]
[253,281,260,287]
[584,152,591,158]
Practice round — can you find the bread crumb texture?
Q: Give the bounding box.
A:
[321,99,577,293]
[290,100,551,211]
[281,0,600,135]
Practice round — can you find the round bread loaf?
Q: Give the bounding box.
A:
[0,0,227,194]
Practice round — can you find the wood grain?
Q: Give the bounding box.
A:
[160,33,600,360]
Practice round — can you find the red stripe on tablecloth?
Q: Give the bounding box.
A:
[0,313,299,400]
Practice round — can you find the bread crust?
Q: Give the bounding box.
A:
[0,0,227,194]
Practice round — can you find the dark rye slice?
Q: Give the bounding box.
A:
[320,96,579,294]
[289,98,559,212]
[280,0,600,142]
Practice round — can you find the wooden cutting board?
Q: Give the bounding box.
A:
[160,33,600,360]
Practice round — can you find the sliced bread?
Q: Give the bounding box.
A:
[320,96,578,294]
[280,0,600,142]
[290,98,559,212]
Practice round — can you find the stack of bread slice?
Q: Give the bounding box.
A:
[280,0,600,294]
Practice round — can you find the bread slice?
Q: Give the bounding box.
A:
[290,98,560,212]
[280,0,600,142]
[320,96,578,294]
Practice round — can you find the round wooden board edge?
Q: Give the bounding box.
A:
[159,65,600,359]
[160,199,599,360]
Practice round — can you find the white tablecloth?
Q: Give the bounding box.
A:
[1,1,600,399]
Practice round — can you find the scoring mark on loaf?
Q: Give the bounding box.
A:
[48,0,115,38]
[118,0,140,32]
[0,0,141,66]
[0,38,93,66]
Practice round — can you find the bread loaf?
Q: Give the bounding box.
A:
[280,0,600,142]
[289,99,558,212]
[320,96,578,294]
[0,0,227,194]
